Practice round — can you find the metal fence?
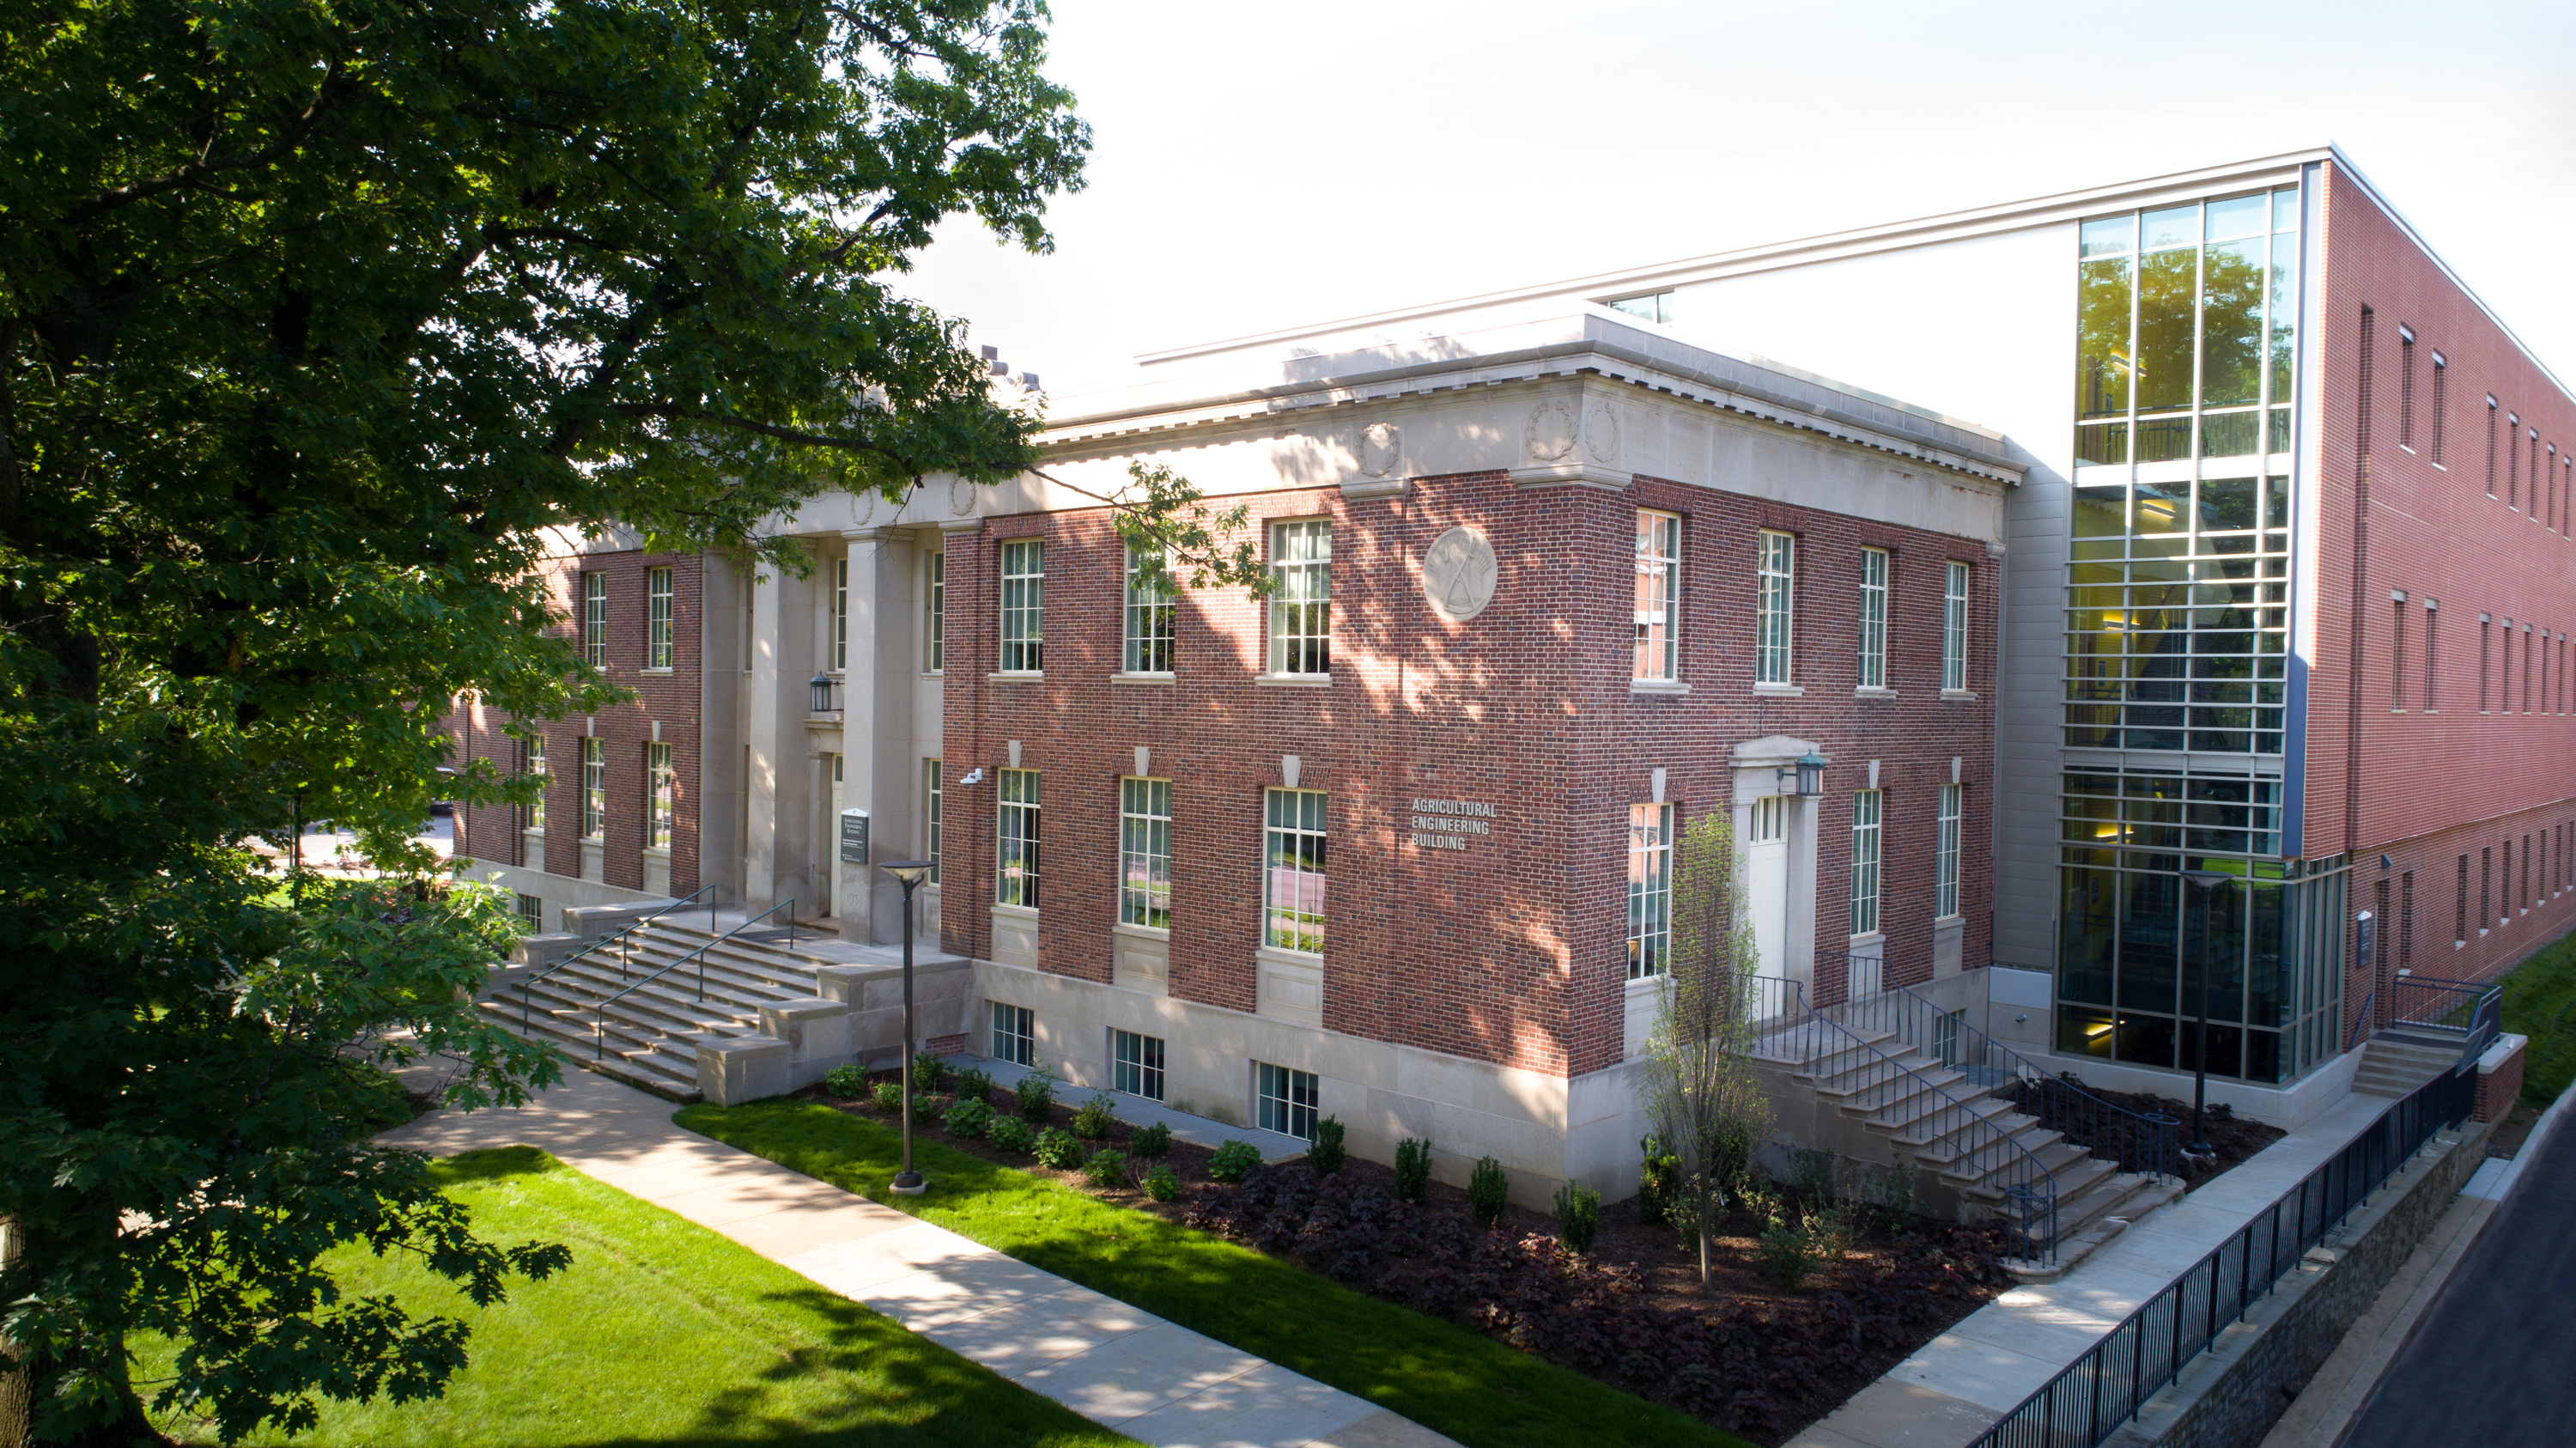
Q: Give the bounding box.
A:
[1970,1060,2477,1448]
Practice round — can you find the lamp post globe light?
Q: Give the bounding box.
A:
[2180,868,2235,1159]
[879,860,935,1195]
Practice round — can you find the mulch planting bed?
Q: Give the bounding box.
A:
[799,1071,2023,1445]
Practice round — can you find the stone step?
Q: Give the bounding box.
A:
[2004,1172,2185,1282]
[477,1001,705,1099]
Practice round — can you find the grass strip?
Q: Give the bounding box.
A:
[678,1099,1751,1448]
[137,1146,1130,1447]
[2503,927,2576,1107]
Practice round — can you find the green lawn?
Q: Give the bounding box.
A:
[678,1100,1750,1448]
[137,1147,1128,1447]
[2502,928,2576,1107]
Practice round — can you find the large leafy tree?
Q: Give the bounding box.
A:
[0,1,1090,1440]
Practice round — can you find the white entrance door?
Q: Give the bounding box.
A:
[824,753,844,918]
[1747,795,1790,984]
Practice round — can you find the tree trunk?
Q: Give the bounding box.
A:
[0,1214,22,1448]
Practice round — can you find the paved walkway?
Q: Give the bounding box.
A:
[1787,1089,2401,1448]
[380,1066,1451,1448]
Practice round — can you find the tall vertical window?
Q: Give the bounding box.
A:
[1269,520,1332,675]
[2482,846,2493,931]
[1935,784,1962,919]
[524,734,547,831]
[582,571,607,667]
[2487,399,2500,496]
[1942,560,1971,692]
[1626,802,1674,979]
[1113,1030,1166,1101]
[995,768,1039,907]
[1119,777,1172,928]
[647,567,674,670]
[2481,615,2493,711]
[1264,788,1327,952]
[2510,414,2523,508]
[646,742,674,849]
[2397,330,2415,449]
[2398,870,2414,969]
[923,758,942,885]
[1850,788,1882,936]
[2457,853,2470,944]
[831,558,848,671]
[1856,547,1888,689]
[1256,1062,1319,1141]
[925,550,945,672]
[2391,597,2408,709]
[1124,546,1175,674]
[990,1002,1034,1066]
[580,737,605,838]
[1634,510,1680,681]
[1756,530,1795,685]
[2429,355,2447,464]
[999,539,1043,672]
[2425,602,2439,710]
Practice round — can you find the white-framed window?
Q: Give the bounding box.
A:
[925,550,945,672]
[1935,783,1962,919]
[1264,788,1327,953]
[1857,547,1888,689]
[1634,509,1680,681]
[999,538,1043,672]
[1114,1029,1166,1101]
[996,768,1039,907]
[1942,560,1971,692]
[647,741,674,850]
[1119,776,1172,928]
[580,737,605,839]
[1257,1062,1319,1141]
[647,566,674,671]
[991,1002,1034,1066]
[582,571,607,667]
[923,757,942,885]
[1850,788,1881,936]
[524,733,547,832]
[1750,795,1785,843]
[831,557,848,672]
[514,892,544,931]
[1125,545,1175,674]
[1268,520,1331,675]
[1626,802,1674,979]
[1757,530,1795,685]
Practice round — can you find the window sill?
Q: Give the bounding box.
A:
[1112,671,1176,684]
[642,846,671,861]
[1935,913,1964,925]
[641,667,673,676]
[1848,931,1886,947]
[1753,682,1804,697]
[1110,920,1171,942]
[1255,672,1332,688]
[1630,678,1691,696]
[1255,941,1325,966]
[987,671,1044,683]
[920,671,945,681]
[992,902,1040,922]
[1625,973,1665,994]
[1855,684,1898,698]
[1941,688,1979,702]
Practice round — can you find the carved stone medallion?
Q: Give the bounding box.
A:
[949,478,978,514]
[1359,421,1401,478]
[1422,526,1498,623]
[1583,403,1621,465]
[1526,400,1576,463]
[851,490,878,526]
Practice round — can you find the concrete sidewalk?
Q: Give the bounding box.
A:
[380,1066,1451,1448]
[1787,1090,2400,1448]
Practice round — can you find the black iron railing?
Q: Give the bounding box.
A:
[591,897,798,1059]
[2390,973,2503,1065]
[1969,1061,2476,1448]
[509,882,723,1028]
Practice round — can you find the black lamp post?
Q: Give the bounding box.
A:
[2181,868,2234,1157]
[879,860,935,1195]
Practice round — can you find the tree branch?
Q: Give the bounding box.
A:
[65,63,352,226]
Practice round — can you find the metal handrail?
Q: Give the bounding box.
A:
[2347,989,2376,1050]
[1753,976,2062,1263]
[1851,978,2179,1184]
[590,897,797,1059]
[512,882,723,1028]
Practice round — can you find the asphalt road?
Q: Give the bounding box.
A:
[2343,1102,2576,1448]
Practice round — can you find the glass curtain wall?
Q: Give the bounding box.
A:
[2057,185,2341,1086]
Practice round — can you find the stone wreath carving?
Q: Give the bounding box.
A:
[1526,400,1576,463]
[1422,526,1498,623]
[949,478,978,514]
[1583,403,1621,465]
[1359,421,1401,478]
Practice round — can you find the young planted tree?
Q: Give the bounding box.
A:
[1639,810,1771,1285]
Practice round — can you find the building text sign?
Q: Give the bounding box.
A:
[1410,797,1498,851]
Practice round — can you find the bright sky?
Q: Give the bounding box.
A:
[896,0,2576,410]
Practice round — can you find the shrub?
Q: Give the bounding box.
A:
[1552,1181,1601,1253]
[1083,1149,1129,1189]
[1207,1140,1261,1183]
[942,1097,993,1139]
[1033,1127,1085,1170]
[1393,1137,1431,1203]
[823,1064,869,1098]
[1756,1220,1822,1290]
[985,1115,1036,1154]
[951,1065,993,1105]
[1072,1092,1117,1140]
[1141,1165,1181,1202]
[1467,1155,1510,1229]
[911,1050,950,1092]
[871,1080,904,1111]
[1129,1121,1172,1159]
[1306,1116,1346,1175]
[1637,1135,1680,1227]
[1014,1064,1057,1122]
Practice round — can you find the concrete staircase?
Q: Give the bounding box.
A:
[480,921,832,1100]
[2351,1030,2462,1098]
[1775,1025,2180,1280]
